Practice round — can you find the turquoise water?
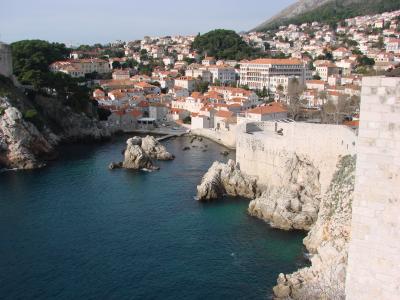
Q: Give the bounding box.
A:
[0,136,306,299]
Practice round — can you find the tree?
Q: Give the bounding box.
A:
[357,55,375,66]
[287,78,306,120]
[11,40,70,88]
[194,81,209,93]
[313,74,322,80]
[112,61,121,69]
[192,29,258,60]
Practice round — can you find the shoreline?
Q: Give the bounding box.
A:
[190,128,236,150]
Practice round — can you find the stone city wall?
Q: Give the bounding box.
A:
[236,121,357,193]
[345,76,400,300]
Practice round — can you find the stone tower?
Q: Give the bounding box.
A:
[0,42,13,78]
[345,76,400,299]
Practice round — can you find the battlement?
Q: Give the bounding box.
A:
[0,42,13,78]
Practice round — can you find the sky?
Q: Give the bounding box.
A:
[0,0,296,45]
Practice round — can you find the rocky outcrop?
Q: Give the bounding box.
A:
[114,136,174,171]
[33,95,110,142]
[0,89,111,170]
[122,137,155,170]
[141,135,175,160]
[196,159,260,201]
[248,154,321,231]
[0,104,54,169]
[273,155,356,300]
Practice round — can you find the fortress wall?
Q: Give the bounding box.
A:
[236,121,357,193]
[345,77,400,300]
[0,43,13,78]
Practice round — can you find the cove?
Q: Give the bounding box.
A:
[0,136,307,299]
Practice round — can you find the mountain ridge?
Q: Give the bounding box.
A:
[253,0,400,31]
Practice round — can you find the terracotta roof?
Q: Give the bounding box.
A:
[246,103,287,115]
[244,58,302,65]
[215,110,234,118]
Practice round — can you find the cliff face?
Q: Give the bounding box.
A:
[0,86,110,170]
[248,154,321,231]
[0,103,54,169]
[273,155,355,300]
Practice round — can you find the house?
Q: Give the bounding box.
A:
[214,110,236,130]
[316,62,339,81]
[333,47,351,60]
[306,80,326,92]
[202,57,216,66]
[207,65,236,83]
[112,69,130,80]
[174,76,197,92]
[191,114,212,129]
[237,102,288,123]
[149,103,169,121]
[385,38,400,54]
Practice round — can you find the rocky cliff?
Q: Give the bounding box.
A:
[248,154,321,231]
[196,154,355,299]
[273,155,355,300]
[0,104,54,169]
[0,79,110,170]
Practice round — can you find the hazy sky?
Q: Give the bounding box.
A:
[0,0,296,45]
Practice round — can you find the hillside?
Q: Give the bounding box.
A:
[253,0,400,31]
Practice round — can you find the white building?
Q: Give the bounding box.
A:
[239,58,307,91]
[174,77,197,93]
[208,65,236,84]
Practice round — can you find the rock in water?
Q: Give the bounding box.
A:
[248,154,321,231]
[108,162,122,170]
[122,138,154,170]
[141,135,175,160]
[196,159,260,201]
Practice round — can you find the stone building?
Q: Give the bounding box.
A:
[0,42,13,78]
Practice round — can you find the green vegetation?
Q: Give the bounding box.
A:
[259,0,400,31]
[11,40,69,88]
[23,109,38,119]
[194,81,209,93]
[10,40,95,114]
[192,29,258,60]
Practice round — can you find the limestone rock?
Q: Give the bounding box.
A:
[141,135,174,160]
[272,156,356,300]
[0,91,111,170]
[0,105,54,169]
[196,159,260,201]
[122,138,154,170]
[248,154,321,231]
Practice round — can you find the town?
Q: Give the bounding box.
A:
[46,9,400,136]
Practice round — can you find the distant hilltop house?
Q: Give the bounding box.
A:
[49,58,111,78]
[0,42,13,78]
